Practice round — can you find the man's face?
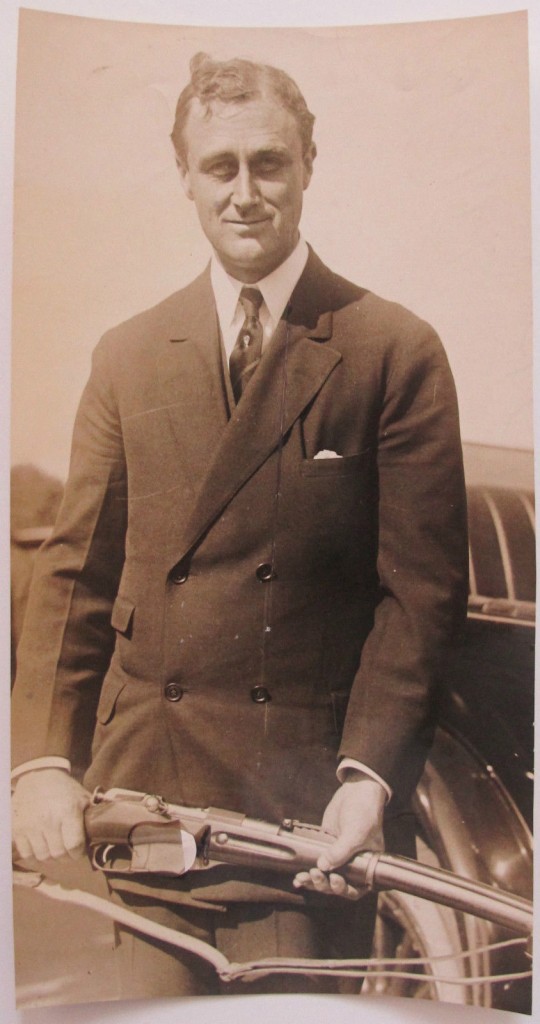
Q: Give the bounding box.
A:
[179,95,315,282]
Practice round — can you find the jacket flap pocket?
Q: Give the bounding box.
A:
[96,676,126,725]
[111,594,135,635]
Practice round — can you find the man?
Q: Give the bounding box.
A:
[12,53,468,998]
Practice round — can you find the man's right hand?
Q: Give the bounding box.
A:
[12,769,90,861]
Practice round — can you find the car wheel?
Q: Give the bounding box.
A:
[363,838,491,1005]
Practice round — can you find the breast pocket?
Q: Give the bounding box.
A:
[275,448,378,583]
[300,449,373,478]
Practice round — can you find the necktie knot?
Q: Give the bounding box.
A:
[239,287,263,320]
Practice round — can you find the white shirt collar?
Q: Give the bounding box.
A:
[210,237,309,338]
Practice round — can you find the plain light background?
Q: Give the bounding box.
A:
[11,6,533,481]
[2,2,539,1024]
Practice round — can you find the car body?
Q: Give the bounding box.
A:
[367,444,534,1011]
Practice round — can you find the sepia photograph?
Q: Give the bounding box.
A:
[7,4,534,1021]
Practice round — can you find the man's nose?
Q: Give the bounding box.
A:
[231,166,260,210]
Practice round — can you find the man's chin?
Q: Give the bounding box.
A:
[217,239,282,281]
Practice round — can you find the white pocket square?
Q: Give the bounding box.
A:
[314,449,342,460]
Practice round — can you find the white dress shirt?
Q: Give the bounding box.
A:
[210,235,309,364]
[13,237,391,802]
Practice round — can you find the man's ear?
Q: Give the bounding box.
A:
[302,142,317,190]
[176,156,194,201]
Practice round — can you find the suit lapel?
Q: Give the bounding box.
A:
[174,252,343,565]
[157,269,229,485]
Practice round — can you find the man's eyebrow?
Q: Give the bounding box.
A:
[251,146,290,158]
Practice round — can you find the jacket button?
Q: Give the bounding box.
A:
[164,683,183,702]
[251,686,271,703]
[170,564,189,585]
[256,562,276,582]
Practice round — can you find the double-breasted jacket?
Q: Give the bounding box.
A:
[12,250,468,850]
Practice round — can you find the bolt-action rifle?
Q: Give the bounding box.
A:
[84,787,532,935]
[14,786,533,987]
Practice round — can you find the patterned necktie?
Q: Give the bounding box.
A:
[229,287,264,404]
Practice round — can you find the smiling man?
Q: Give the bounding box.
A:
[12,54,468,999]
[177,90,312,281]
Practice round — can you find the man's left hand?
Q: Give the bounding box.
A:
[293,775,386,900]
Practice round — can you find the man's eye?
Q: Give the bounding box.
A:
[255,157,285,175]
[208,163,237,181]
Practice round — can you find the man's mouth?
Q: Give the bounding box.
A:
[225,217,271,227]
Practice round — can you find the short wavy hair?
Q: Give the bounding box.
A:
[171,52,316,167]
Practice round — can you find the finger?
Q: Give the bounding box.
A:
[293,872,315,891]
[293,869,332,893]
[65,840,86,861]
[74,789,92,810]
[293,869,362,900]
[318,834,360,872]
[328,873,348,896]
[329,874,361,900]
[12,833,34,862]
[61,817,86,859]
[22,830,53,862]
[294,869,358,899]
[43,824,68,860]
[293,872,327,888]
[307,868,333,893]
[293,871,311,886]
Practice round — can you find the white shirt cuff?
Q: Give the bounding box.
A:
[337,758,393,802]
[11,757,71,781]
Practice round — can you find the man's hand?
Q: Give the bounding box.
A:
[293,775,385,900]
[12,769,90,862]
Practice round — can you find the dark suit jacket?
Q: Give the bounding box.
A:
[12,249,468,850]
